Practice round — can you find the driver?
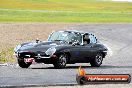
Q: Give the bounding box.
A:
[83,34,90,45]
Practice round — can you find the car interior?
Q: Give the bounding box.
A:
[83,34,90,45]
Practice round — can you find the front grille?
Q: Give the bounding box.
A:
[18,51,50,59]
[18,52,36,58]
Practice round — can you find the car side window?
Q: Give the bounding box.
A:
[83,34,90,45]
[89,34,97,44]
[67,33,82,44]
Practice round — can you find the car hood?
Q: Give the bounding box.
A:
[17,41,67,52]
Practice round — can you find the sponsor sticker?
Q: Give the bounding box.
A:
[76,66,131,85]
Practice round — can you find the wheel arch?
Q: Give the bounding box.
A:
[96,51,106,58]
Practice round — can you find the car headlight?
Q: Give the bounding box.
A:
[14,45,21,52]
[45,47,56,56]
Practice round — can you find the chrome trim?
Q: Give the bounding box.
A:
[25,55,31,57]
[35,55,51,59]
[41,56,51,59]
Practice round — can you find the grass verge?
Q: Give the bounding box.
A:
[0,0,132,22]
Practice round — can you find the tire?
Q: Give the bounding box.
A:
[53,54,67,69]
[90,53,103,67]
[18,59,32,68]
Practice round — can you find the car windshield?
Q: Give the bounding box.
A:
[48,31,82,44]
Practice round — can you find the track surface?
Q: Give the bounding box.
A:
[0,23,132,87]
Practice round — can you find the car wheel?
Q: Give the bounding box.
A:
[18,59,32,68]
[53,54,67,69]
[90,53,103,67]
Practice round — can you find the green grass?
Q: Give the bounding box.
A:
[0,0,132,22]
[0,47,15,62]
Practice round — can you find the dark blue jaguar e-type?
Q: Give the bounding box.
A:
[14,30,107,68]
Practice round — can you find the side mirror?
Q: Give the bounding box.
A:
[36,39,39,43]
[36,38,41,43]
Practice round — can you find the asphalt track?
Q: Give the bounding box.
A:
[0,23,132,87]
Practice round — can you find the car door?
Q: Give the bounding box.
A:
[69,33,92,62]
[67,33,84,62]
[79,34,98,62]
[69,45,84,62]
[85,43,97,55]
[78,43,94,62]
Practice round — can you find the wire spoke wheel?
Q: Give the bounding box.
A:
[58,55,67,66]
[95,54,103,65]
[90,53,103,67]
[53,54,67,68]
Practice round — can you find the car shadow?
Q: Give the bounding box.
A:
[30,66,89,69]
[30,65,132,69]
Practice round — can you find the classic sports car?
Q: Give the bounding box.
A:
[14,30,108,68]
